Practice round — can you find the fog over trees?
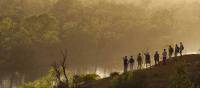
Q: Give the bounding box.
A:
[0,0,200,81]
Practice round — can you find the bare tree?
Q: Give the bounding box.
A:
[52,62,62,83]
[52,49,69,88]
[60,49,69,88]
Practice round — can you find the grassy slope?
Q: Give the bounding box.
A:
[83,54,200,88]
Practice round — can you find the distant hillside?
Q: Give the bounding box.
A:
[83,54,200,88]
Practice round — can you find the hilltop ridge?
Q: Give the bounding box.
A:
[83,54,200,88]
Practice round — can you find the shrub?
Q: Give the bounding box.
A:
[169,62,195,88]
[113,72,147,88]
[110,72,120,78]
[82,74,100,82]
[73,74,100,83]
[20,75,54,88]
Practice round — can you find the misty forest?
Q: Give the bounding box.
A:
[0,0,200,88]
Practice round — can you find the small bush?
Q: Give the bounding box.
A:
[113,72,147,88]
[83,74,100,82]
[169,62,195,88]
[20,75,54,88]
[110,72,120,78]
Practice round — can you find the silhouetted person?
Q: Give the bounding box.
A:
[123,56,129,73]
[180,42,184,56]
[129,56,135,71]
[137,53,143,69]
[168,45,174,58]
[162,49,167,65]
[144,52,151,68]
[175,44,180,57]
[154,51,159,65]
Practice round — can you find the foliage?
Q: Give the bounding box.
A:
[20,69,55,88]
[21,13,60,44]
[110,72,120,78]
[113,72,147,88]
[82,74,100,82]
[169,62,195,88]
[75,74,100,83]
[0,0,177,69]
[0,13,60,74]
[21,71,100,88]
[72,73,100,88]
[20,76,53,88]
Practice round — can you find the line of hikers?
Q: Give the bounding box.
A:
[123,42,184,72]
